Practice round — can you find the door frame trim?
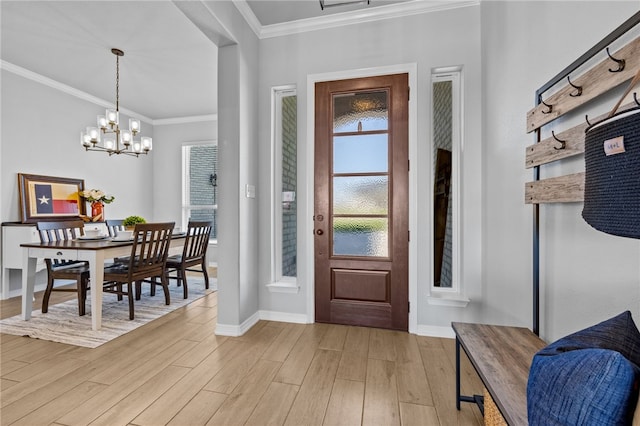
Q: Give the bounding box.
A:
[306,63,418,333]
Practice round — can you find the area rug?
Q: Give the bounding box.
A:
[0,280,216,349]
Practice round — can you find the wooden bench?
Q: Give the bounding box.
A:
[452,322,547,425]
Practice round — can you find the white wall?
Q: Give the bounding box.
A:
[254,1,640,339]
[481,1,640,342]
[255,6,484,330]
[196,0,261,332]
[1,71,155,222]
[0,70,157,292]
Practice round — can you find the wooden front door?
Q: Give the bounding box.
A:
[314,74,409,331]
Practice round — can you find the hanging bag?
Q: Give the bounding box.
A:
[582,69,640,239]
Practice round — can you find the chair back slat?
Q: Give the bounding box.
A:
[36,220,85,268]
[106,219,125,238]
[183,221,212,262]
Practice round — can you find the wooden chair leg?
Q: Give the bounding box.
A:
[202,259,210,290]
[135,280,143,300]
[78,277,87,316]
[161,273,171,305]
[180,268,188,299]
[41,276,55,313]
[127,282,135,320]
[150,277,156,297]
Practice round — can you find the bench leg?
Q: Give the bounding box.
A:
[456,336,462,410]
[456,336,485,414]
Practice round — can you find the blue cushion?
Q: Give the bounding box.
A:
[537,311,640,367]
[527,348,640,426]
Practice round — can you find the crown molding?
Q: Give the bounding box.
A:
[1,60,153,124]
[2,60,216,125]
[234,0,479,39]
[153,114,218,126]
[232,0,263,38]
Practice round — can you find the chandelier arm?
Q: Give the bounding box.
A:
[84,145,145,158]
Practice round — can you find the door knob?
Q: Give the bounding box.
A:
[316,229,324,235]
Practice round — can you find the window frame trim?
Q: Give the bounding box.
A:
[269,85,299,289]
[429,67,466,302]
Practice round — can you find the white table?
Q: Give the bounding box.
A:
[21,235,185,331]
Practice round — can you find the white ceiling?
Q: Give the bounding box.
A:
[1,1,218,121]
[246,0,410,26]
[1,0,463,121]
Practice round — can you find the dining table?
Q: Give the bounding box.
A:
[20,232,186,331]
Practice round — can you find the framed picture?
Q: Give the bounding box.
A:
[18,173,86,223]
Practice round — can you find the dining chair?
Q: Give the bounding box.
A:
[102,222,174,320]
[105,219,125,238]
[36,220,90,316]
[106,219,130,267]
[165,220,212,299]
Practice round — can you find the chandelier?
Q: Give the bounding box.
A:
[80,48,152,157]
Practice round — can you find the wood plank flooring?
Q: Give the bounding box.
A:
[0,283,484,425]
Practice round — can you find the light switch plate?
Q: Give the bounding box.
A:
[246,184,256,198]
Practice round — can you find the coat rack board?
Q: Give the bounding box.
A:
[526,11,640,335]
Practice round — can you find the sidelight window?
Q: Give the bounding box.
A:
[271,86,298,286]
[182,141,217,238]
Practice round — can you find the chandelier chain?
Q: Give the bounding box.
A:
[115,55,120,112]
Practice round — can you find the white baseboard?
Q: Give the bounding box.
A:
[215,310,454,339]
[215,311,260,337]
[414,324,455,339]
[259,310,311,324]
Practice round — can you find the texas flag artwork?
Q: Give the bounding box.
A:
[29,181,80,216]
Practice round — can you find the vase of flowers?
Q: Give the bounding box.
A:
[80,189,115,221]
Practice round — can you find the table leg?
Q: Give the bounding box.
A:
[21,247,37,320]
[86,251,105,331]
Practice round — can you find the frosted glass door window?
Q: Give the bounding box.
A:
[332,90,389,257]
[333,91,388,132]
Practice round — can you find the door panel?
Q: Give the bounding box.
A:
[314,74,409,331]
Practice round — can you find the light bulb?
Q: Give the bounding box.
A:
[121,130,132,146]
[87,127,100,142]
[141,136,152,151]
[80,132,91,147]
[106,109,119,125]
[129,118,140,134]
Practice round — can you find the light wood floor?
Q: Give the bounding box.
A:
[0,281,485,426]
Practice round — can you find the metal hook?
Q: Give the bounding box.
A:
[585,114,592,127]
[606,47,625,73]
[551,131,566,150]
[567,76,582,97]
[634,92,640,106]
[541,99,553,114]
